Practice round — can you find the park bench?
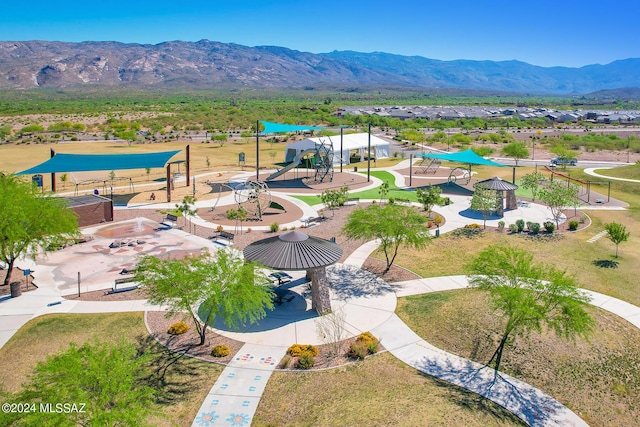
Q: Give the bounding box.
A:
[345,197,360,205]
[209,231,234,245]
[395,198,412,205]
[303,216,323,227]
[108,276,138,294]
[162,213,178,228]
[269,271,292,286]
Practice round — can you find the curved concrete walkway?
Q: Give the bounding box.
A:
[584,167,640,183]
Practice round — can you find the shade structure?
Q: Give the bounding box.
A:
[17,150,181,175]
[418,149,506,167]
[243,230,342,271]
[475,176,519,191]
[243,230,342,314]
[260,121,324,135]
[475,176,519,214]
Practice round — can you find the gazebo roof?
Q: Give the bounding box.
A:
[476,176,519,191]
[243,230,342,271]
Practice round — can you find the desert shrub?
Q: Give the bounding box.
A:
[269,222,279,232]
[569,220,579,231]
[246,228,252,233]
[526,221,533,231]
[427,221,434,228]
[347,341,369,360]
[216,224,224,232]
[544,221,556,233]
[211,345,231,357]
[287,344,318,357]
[498,221,505,230]
[433,215,444,226]
[464,223,482,229]
[516,219,525,232]
[168,321,189,335]
[509,224,519,233]
[296,352,315,369]
[529,222,541,234]
[356,331,379,345]
[279,355,292,369]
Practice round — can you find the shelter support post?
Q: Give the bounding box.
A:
[410,154,413,187]
[166,163,171,203]
[256,120,260,181]
[185,145,191,187]
[308,267,332,315]
[50,149,56,192]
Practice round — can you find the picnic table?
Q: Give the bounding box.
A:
[269,271,292,285]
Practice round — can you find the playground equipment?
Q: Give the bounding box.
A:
[313,139,334,183]
[448,167,471,184]
[205,182,234,211]
[234,180,272,221]
[266,138,335,184]
[266,148,316,181]
[415,156,441,174]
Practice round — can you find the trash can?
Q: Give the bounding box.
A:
[435,228,440,238]
[353,166,358,172]
[10,281,22,298]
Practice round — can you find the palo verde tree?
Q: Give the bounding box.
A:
[342,203,430,274]
[467,245,594,373]
[538,179,580,229]
[175,195,197,232]
[320,186,349,216]
[134,250,274,346]
[470,184,498,229]
[0,174,79,287]
[604,222,630,258]
[519,171,546,201]
[501,141,529,166]
[416,184,443,214]
[0,338,156,427]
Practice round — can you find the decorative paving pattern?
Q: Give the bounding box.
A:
[191,343,287,427]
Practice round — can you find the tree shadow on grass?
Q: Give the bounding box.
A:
[414,354,572,426]
[134,335,206,405]
[592,259,619,269]
[423,374,527,426]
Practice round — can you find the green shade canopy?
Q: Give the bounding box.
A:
[418,149,506,167]
[260,121,324,134]
[17,150,181,175]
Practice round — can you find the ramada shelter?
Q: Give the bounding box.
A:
[283,133,390,166]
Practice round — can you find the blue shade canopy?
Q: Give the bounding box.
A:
[17,150,181,175]
[260,121,324,134]
[418,149,506,167]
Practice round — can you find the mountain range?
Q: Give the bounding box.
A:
[0,39,638,95]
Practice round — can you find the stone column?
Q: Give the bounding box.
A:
[308,267,332,315]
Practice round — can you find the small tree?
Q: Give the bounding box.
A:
[0,174,79,286]
[378,180,390,204]
[416,185,443,214]
[519,172,545,201]
[470,184,498,229]
[175,195,197,232]
[320,186,349,216]
[604,222,630,258]
[135,251,274,346]
[59,173,68,189]
[342,204,430,274]
[538,180,580,229]
[501,141,529,166]
[468,245,594,373]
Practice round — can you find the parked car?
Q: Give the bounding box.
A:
[550,157,577,167]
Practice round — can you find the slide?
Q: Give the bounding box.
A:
[266,148,316,181]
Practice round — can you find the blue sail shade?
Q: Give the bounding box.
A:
[417,149,506,167]
[260,121,324,134]
[17,150,181,175]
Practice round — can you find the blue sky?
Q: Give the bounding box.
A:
[2,0,638,68]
